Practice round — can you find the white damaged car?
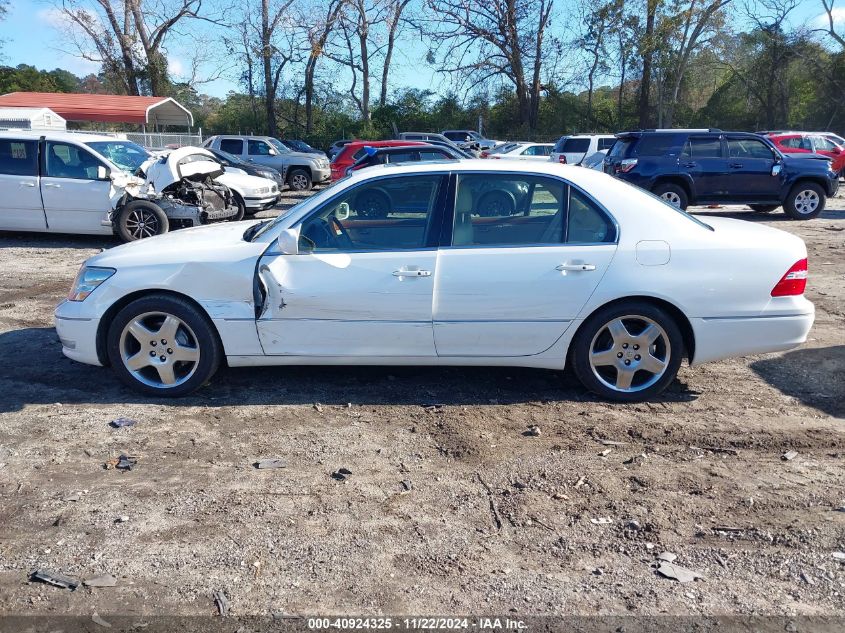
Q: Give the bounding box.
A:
[55,160,814,402]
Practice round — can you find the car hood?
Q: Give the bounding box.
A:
[782,152,832,165]
[87,220,266,269]
[141,147,225,191]
[217,170,276,189]
[285,150,323,162]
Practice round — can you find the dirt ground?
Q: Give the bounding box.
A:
[0,185,843,623]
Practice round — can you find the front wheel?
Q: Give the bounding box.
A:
[749,204,779,213]
[115,200,169,242]
[106,294,222,397]
[288,168,312,191]
[570,301,685,402]
[652,183,689,210]
[783,182,825,220]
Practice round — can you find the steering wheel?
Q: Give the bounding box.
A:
[329,216,354,249]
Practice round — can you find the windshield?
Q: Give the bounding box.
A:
[86,140,151,173]
[249,184,340,241]
[268,138,291,154]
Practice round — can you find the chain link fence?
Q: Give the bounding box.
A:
[124,132,204,149]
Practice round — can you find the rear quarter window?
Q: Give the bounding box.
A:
[633,135,684,157]
[562,138,591,153]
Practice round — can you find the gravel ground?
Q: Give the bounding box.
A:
[0,186,843,620]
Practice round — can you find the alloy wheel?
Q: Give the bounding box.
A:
[660,191,682,208]
[588,315,671,393]
[119,312,201,388]
[291,174,309,190]
[793,189,820,215]
[125,209,160,239]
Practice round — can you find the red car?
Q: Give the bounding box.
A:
[330,140,427,180]
[767,132,845,176]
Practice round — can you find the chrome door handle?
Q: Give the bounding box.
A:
[43,183,61,188]
[556,263,596,272]
[19,182,36,187]
[393,269,432,277]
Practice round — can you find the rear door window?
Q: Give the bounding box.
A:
[778,136,803,149]
[220,138,244,154]
[682,137,723,159]
[0,139,38,176]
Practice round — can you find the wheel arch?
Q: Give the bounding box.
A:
[651,176,693,202]
[571,295,696,363]
[95,289,223,367]
[788,176,831,196]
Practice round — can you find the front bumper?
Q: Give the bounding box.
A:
[55,300,103,366]
[244,194,280,210]
[689,304,815,366]
[313,166,331,183]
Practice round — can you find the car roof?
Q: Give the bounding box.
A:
[0,130,135,144]
[343,140,428,150]
[344,158,606,182]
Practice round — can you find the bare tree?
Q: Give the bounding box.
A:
[817,0,845,49]
[379,0,412,106]
[301,0,346,133]
[258,0,297,136]
[637,0,661,128]
[425,0,555,133]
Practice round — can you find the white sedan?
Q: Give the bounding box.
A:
[54,161,814,401]
[485,142,554,161]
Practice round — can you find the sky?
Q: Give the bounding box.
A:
[0,0,841,100]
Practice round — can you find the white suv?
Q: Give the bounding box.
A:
[550,134,617,165]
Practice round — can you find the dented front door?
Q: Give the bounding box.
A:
[256,251,437,356]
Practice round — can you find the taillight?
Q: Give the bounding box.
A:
[558,155,567,164]
[617,158,638,173]
[771,258,808,296]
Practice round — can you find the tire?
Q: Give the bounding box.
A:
[106,294,222,397]
[652,183,689,210]
[783,181,826,220]
[231,193,246,221]
[570,301,685,402]
[749,204,779,213]
[476,190,515,217]
[115,200,169,242]
[288,168,312,191]
[353,189,391,218]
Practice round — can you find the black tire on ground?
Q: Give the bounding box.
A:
[106,293,222,398]
[652,183,689,210]
[115,200,169,242]
[476,190,516,217]
[749,204,779,213]
[288,168,312,191]
[231,193,246,221]
[570,300,685,403]
[353,189,391,218]
[783,181,826,220]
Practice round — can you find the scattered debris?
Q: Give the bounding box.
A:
[115,515,129,523]
[700,446,739,456]
[213,590,229,616]
[62,493,80,502]
[476,472,502,531]
[836,506,845,513]
[714,554,728,569]
[83,574,117,588]
[313,403,323,413]
[551,492,568,500]
[422,403,444,412]
[800,571,815,585]
[657,552,677,562]
[624,453,647,465]
[92,613,112,628]
[626,519,642,531]
[782,450,798,461]
[599,448,612,457]
[713,526,746,533]
[253,458,287,469]
[401,480,413,492]
[29,569,79,590]
[523,425,541,437]
[590,517,613,525]
[331,467,353,481]
[109,417,137,428]
[104,454,138,471]
[600,439,628,447]
[832,552,845,561]
[513,480,528,490]
[574,476,586,489]
[655,561,703,583]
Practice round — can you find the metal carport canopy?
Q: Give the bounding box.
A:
[0,92,193,126]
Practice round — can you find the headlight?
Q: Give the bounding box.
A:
[247,186,271,195]
[68,267,115,301]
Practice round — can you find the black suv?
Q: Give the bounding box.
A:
[604,129,839,219]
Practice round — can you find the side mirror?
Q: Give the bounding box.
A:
[272,227,300,255]
[97,165,111,181]
[268,148,278,156]
[772,162,783,176]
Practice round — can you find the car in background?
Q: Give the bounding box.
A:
[765,132,845,177]
[330,140,428,181]
[205,147,285,191]
[483,142,553,161]
[203,135,330,191]
[57,160,815,403]
[346,143,462,177]
[278,139,327,158]
[397,132,462,148]
[442,129,498,150]
[551,134,617,165]
[604,129,839,219]
[581,150,609,171]
[328,139,353,159]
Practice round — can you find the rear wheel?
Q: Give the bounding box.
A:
[749,204,779,213]
[570,301,684,402]
[288,168,312,191]
[354,189,391,218]
[477,190,515,217]
[231,193,246,221]
[784,182,825,220]
[652,183,689,210]
[106,294,221,397]
[115,200,169,242]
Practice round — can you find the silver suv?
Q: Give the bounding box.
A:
[203,135,330,191]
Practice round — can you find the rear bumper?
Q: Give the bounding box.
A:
[55,301,102,366]
[689,307,814,366]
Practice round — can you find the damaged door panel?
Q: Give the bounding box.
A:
[255,251,437,357]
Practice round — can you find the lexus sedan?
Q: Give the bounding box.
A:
[55,161,814,401]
